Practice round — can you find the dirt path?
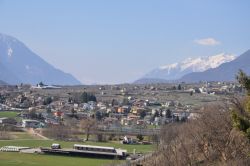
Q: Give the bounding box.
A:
[25,128,50,140]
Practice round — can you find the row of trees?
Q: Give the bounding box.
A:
[43,117,99,142]
[36,84,98,105]
[42,125,73,140]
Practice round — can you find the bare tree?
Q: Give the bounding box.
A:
[42,125,72,140]
[137,104,250,166]
[0,125,11,140]
[79,118,97,141]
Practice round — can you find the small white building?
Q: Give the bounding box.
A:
[199,87,208,94]
[22,119,41,128]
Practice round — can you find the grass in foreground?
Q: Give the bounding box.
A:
[0,133,154,166]
[0,152,115,166]
[0,139,153,166]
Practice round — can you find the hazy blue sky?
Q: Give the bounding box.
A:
[0,0,249,84]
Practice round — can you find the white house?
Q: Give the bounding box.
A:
[22,119,41,128]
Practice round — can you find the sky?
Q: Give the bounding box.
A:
[0,0,249,84]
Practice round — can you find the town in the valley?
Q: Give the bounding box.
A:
[1,1,250,165]
[0,81,244,163]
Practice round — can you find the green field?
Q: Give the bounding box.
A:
[0,139,154,166]
[0,111,18,118]
[0,152,116,166]
[0,139,153,153]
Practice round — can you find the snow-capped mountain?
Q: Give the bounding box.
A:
[139,53,236,81]
[180,49,250,82]
[0,33,81,85]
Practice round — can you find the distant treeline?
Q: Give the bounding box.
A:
[68,92,97,104]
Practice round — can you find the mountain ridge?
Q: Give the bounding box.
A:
[180,49,250,82]
[135,53,236,84]
[0,33,81,85]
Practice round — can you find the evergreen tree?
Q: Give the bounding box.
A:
[166,109,172,118]
[88,94,97,102]
[80,92,88,103]
[140,110,147,119]
[111,99,116,106]
[137,134,144,141]
[43,96,52,105]
[39,81,44,86]
[154,110,160,117]
[177,84,182,90]
[122,98,129,105]
[232,70,250,139]
[95,111,102,121]
[80,92,97,103]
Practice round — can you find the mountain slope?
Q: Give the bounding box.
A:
[180,49,250,82]
[0,80,7,85]
[135,53,236,83]
[0,61,20,84]
[0,33,81,85]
